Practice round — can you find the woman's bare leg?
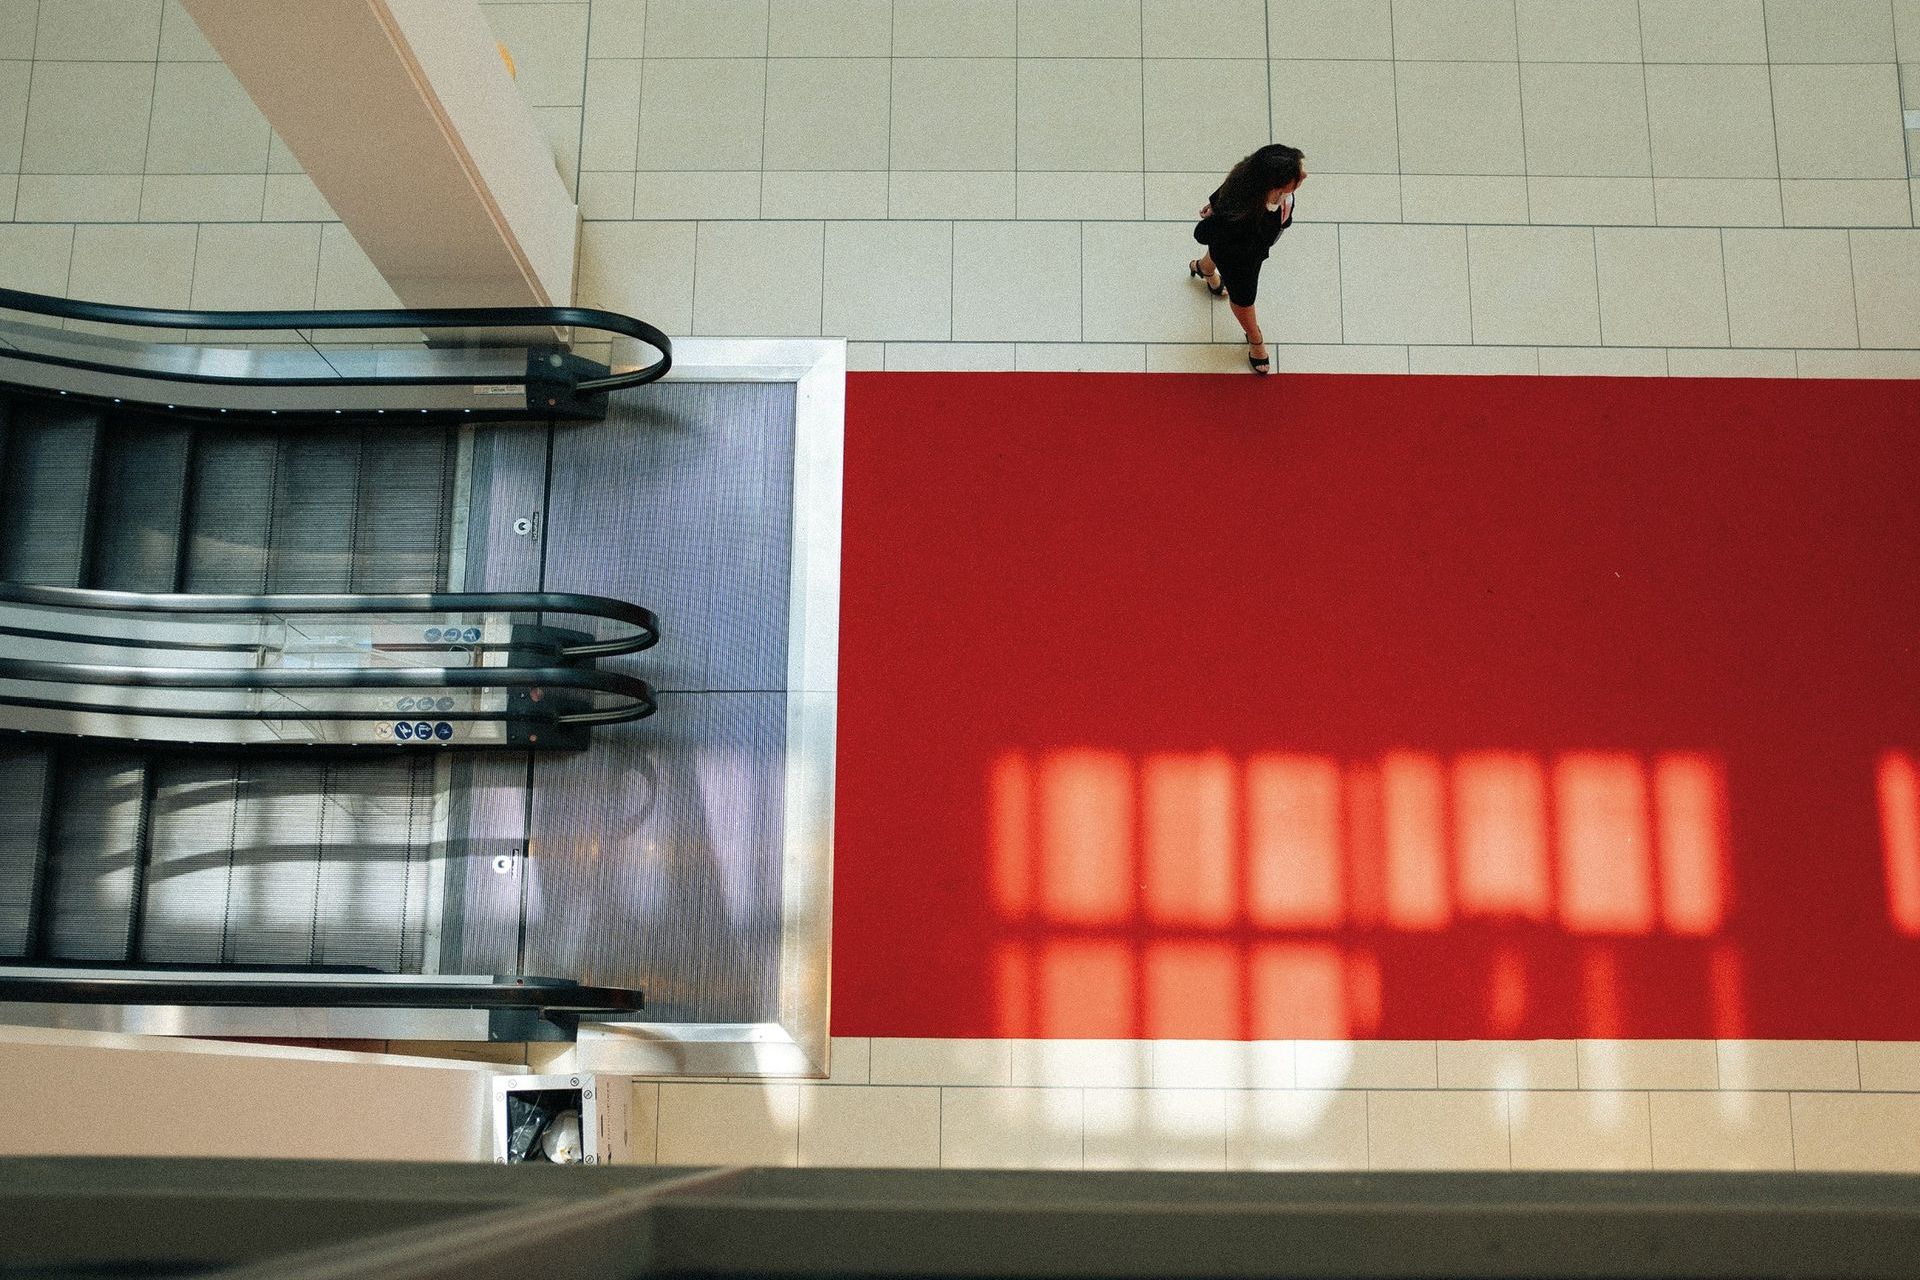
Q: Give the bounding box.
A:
[1231,301,1266,362]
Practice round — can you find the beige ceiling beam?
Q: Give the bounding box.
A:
[184,0,577,310]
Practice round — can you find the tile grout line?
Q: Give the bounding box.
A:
[1590,226,1606,343]
[884,0,894,217]
[1386,1,1403,179]
[1716,225,1732,346]
[1759,5,1787,223]
[1334,221,1344,341]
[1462,223,1475,342]
[757,7,770,218]
[184,220,200,310]
[689,215,701,335]
[572,0,594,199]
[1509,0,1525,221]
[16,0,40,228]
[1844,227,1864,346]
[1634,0,1657,226]
[136,8,162,225]
[626,0,649,217]
[1264,0,1275,145]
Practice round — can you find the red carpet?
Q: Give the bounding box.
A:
[833,373,1920,1040]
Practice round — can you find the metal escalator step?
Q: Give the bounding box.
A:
[90,418,192,591]
[41,752,147,962]
[0,401,103,586]
[0,746,54,959]
[352,425,455,592]
[140,758,242,965]
[265,431,362,593]
[222,760,326,966]
[311,757,436,972]
[181,429,276,592]
[142,755,439,973]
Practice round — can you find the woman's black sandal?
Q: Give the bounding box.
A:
[1189,260,1227,297]
[1248,348,1271,375]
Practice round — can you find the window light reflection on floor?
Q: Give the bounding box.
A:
[988,746,1739,1040]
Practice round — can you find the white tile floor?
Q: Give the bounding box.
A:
[616,1036,1920,1170]
[3,0,1920,1170]
[0,0,1915,374]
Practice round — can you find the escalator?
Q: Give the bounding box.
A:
[0,286,673,1037]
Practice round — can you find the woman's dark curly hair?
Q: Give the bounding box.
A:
[1214,143,1306,220]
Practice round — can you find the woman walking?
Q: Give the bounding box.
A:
[1188,143,1307,375]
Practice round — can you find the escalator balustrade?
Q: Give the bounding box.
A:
[0,288,671,1025]
[0,584,660,749]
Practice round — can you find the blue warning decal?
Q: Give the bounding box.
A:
[394,721,415,740]
[425,627,443,642]
[413,721,433,740]
[397,696,416,713]
[437,696,456,712]
[434,721,454,741]
[462,626,482,643]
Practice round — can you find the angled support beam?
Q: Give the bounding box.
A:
[183,0,577,310]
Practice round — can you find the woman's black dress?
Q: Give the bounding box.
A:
[1193,190,1292,307]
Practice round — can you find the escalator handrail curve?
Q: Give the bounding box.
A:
[0,656,658,725]
[0,285,671,394]
[0,581,659,659]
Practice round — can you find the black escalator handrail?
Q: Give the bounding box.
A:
[0,969,644,1014]
[0,582,658,658]
[0,657,657,726]
[0,285,671,393]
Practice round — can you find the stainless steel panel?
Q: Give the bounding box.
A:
[461,423,549,594]
[0,1000,497,1040]
[441,753,532,977]
[542,383,796,694]
[517,384,797,1021]
[526,691,785,1021]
